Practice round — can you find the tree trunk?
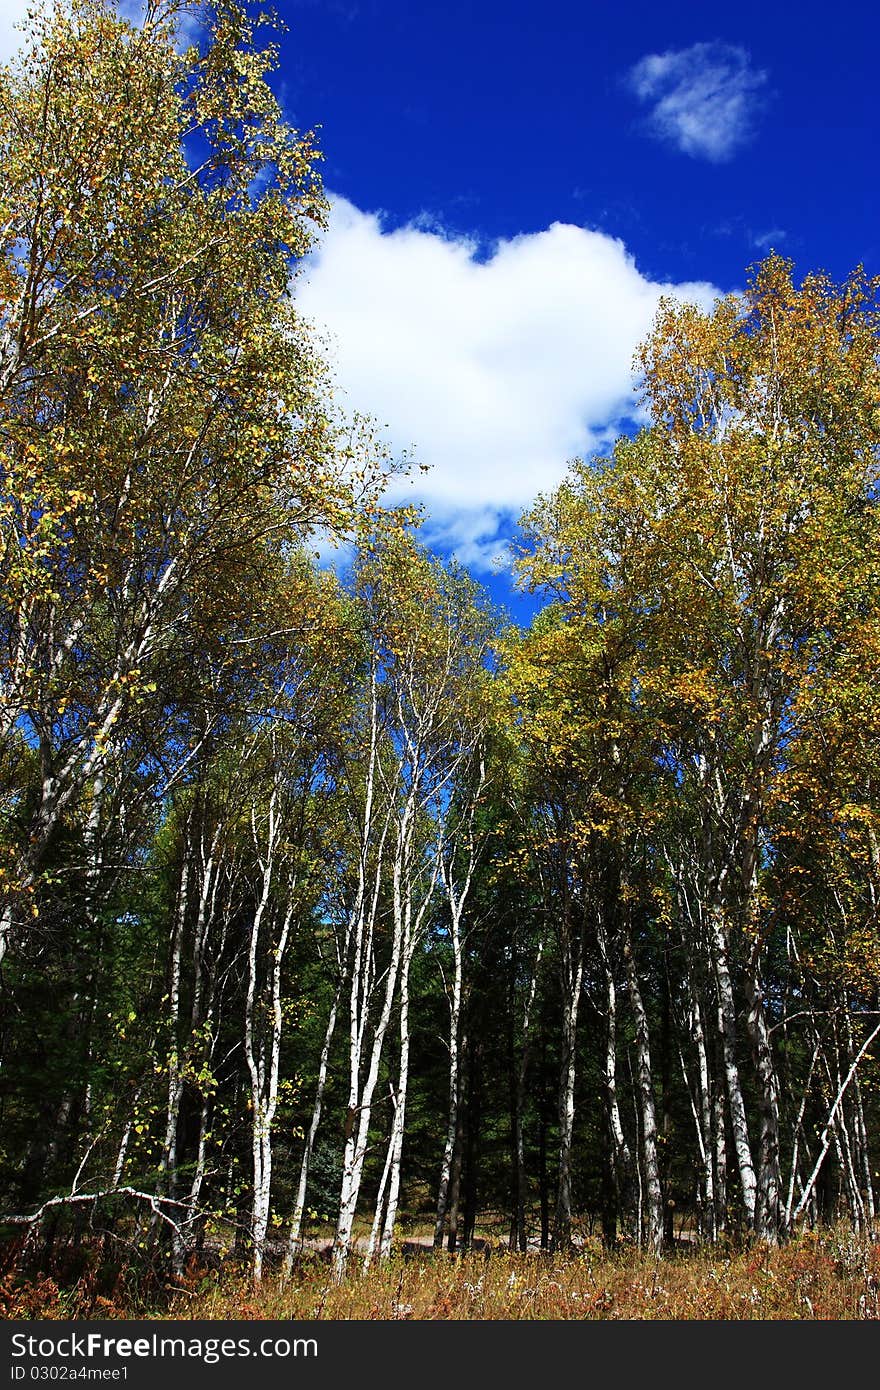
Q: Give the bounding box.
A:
[333,901,403,1279]
[623,924,663,1253]
[434,901,465,1248]
[686,968,717,1239]
[444,1028,468,1254]
[157,845,190,1275]
[708,903,757,1228]
[743,948,783,1241]
[552,908,585,1251]
[378,945,414,1260]
[282,978,342,1277]
[597,915,633,1241]
[244,785,294,1284]
[511,936,544,1252]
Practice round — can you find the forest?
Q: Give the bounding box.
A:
[1,1,879,1318]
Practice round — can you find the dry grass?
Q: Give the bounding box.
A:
[3,1226,879,1320]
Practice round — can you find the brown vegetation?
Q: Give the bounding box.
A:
[2,1228,879,1321]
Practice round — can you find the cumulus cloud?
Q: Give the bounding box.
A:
[628,41,768,162]
[296,197,719,566]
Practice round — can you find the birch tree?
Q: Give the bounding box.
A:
[333,537,496,1275]
[513,255,880,1244]
[0,0,372,971]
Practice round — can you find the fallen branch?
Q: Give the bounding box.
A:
[1,1186,193,1235]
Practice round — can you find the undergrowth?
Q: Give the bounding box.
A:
[2,1226,879,1320]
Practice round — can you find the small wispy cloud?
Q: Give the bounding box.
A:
[751,227,786,251]
[628,41,768,162]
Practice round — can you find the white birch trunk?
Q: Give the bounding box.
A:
[244,787,294,1283]
[743,952,783,1240]
[844,1008,876,1222]
[333,912,403,1279]
[597,915,633,1239]
[709,903,757,1226]
[793,1018,880,1223]
[553,924,585,1250]
[282,978,342,1277]
[157,846,189,1274]
[623,925,663,1253]
[688,988,717,1238]
[363,1088,398,1269]
[432,776,483,1247]
[378,939,413,1261]
[433,902,464,1248]
[512,935,544,1251]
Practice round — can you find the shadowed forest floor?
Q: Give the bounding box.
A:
[3,1226,879,1320]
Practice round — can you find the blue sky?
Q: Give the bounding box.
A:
[3,0,877,618]
[275,0,878,614]
[281,0,877,288]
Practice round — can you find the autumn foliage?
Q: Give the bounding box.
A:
[1,2,879,1316]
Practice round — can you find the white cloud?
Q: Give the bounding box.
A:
[296,197,719,565]
[628,41,768,162]
[0,2,202,64]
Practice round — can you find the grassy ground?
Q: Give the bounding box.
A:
[3,1225,879,1320]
